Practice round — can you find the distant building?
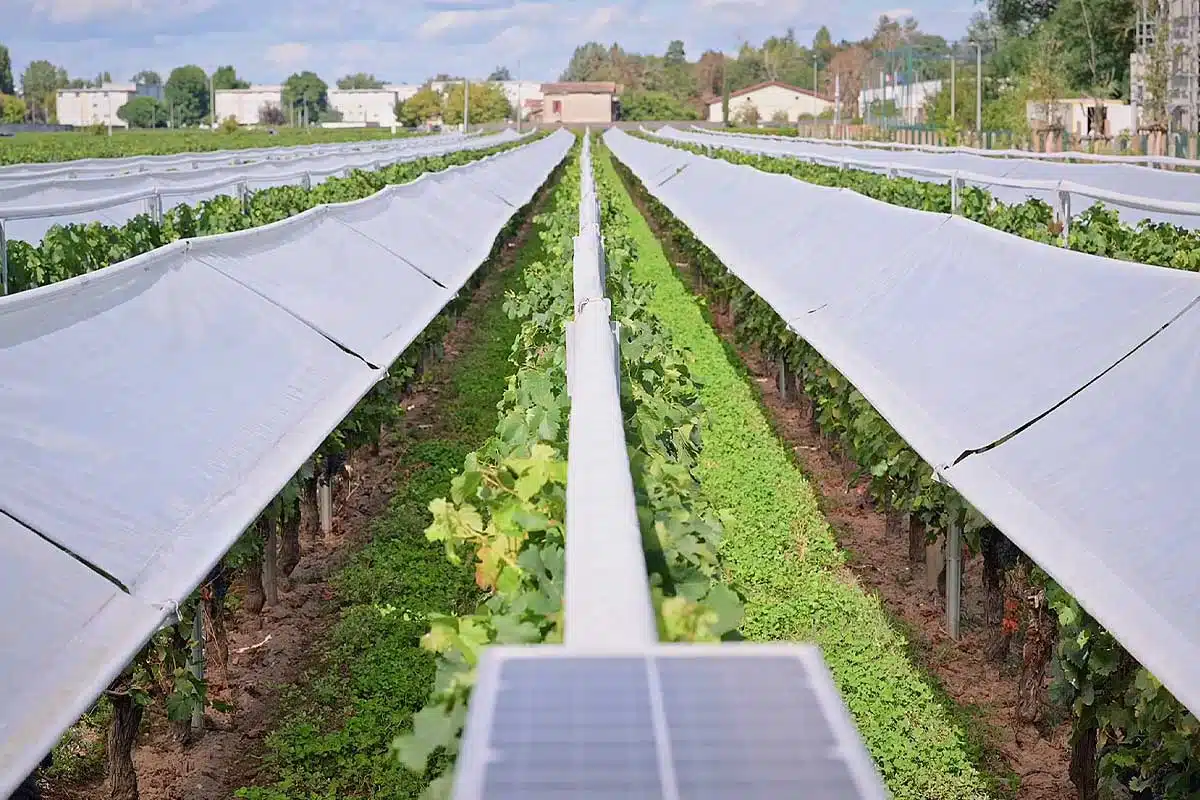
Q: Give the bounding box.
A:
[538,82,620,124]
[710,81,833,124]
[495,81,543,119]
[55,83,138,128]
[214,86,284,126]
[858,78,942,125]
[386,84,421,104]
[1026,98,1134,138]
[328,89,401,126]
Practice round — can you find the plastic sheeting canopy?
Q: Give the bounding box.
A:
[0,130,522,245]
[604,127,1200,718]
[0,129,572,798]
[659,126,1200,229]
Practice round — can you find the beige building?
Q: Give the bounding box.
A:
[538,82,620,124]
[214,86,284,126]
[708,81,833,124]
[1026,98,1134,137]
[56,84,138,128]
[329,88,401,126]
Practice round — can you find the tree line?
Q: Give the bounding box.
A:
[0,47,519,130]
[559,0,1141,135]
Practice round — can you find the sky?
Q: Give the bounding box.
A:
[2,0,979,87]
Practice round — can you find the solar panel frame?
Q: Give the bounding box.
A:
[452,644,890,800]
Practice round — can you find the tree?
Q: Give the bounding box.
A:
[487,66,512,81]
[259,103,286,126]
[20,60,66,122]
[211,65,249,91]
[165,65,210,126]
[619,89,698,120]
[0,93,25,124]
[989,0,1060,31]
[665,40,687,67]
[337,72,385,89]
[734,99,761,126]
[282,71,329,126]
[0,45,13,96]
[131,70,162,86]
[1044,0,1135,96]
[117,96,167,128]
[443,81,511,125]
[561,42,612,81]
[397,86,443,126]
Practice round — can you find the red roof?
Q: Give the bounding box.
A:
[710,80,832,104]
[541,81,620,95]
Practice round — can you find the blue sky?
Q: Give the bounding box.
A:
[3,0,979,87]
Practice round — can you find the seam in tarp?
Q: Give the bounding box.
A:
[948,292,1200,468]
[187,253,387,370]
[331,216,448,290]
[0,507,131,595]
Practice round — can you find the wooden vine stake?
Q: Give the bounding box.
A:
[318,455,334,540]
[263,501,279,608]
[189,607,205,732]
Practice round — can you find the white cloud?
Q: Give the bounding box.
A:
[872,7,914,22]
[29,0,215,23]
[265,42,312,70]
[416,0,554,39]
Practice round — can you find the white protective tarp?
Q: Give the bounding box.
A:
[0,131,469,183]
[0,513,167,785]
[659,126,1200,229]
[0,130,522,245]
[0,128,572,798]
[604,127,1200,717]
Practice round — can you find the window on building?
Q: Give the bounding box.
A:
[552,99,562,114]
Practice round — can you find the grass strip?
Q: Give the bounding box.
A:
[234,204,543,800]
[597,143,993,800]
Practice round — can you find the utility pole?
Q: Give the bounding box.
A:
[516,61,522,133]
[463,77,469,133]
[834,73,841,128]
[209,71,216,130]
[950,51,956,122]
[107,93,112,137]
[973,41,982,137]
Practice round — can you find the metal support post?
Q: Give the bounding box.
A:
[777,356,790,400]
[236,181,248,214]
[946,520,962,639]
[0,219,8,295]
[302,172,312,190]
[189,607,205,730]
[950,173,962,215]
[318,455,333,537]
[1057,189,1072,245]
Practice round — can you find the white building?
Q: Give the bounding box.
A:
[708,81,833,124]
[496,81,542,119]
[858,78,943,124]
[56,83,138,128]
[1026,98,1134,138]
[214,86,284,126]
[329,88,402,126]
[386,84,421,104]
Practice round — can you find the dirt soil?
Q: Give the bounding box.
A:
[42,207,541,800]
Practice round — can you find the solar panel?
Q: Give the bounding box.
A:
[453,644,889,800]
